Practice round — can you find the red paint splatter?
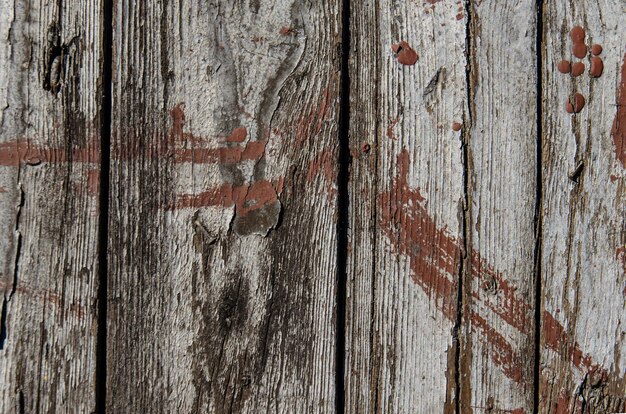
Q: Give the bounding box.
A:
[612,53,626,168]
[226,127,247,143]
[391,41,419,66]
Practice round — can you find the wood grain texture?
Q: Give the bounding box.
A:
[346,0,467,411]
[539,1,626,412]
[460,0,538,411]
[107,1,341,412]
[0,0,101,412]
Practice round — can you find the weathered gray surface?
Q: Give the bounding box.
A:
[347,0,467,411]
[461,0,538,411]
[539,1,626,411]
[0,0,101,412]
[107,1,341,412]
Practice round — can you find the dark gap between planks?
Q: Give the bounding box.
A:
[336,0,351,411]
[95,0,114,411]
[533,0,545,412]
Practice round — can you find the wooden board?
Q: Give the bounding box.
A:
[539,1,626,412]
[346,1,467,411]
[107,1,341,412]
[0,0,101,412]
[460,0,538,411]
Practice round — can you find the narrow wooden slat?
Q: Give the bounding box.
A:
[460,0,538,410]
[347,1,467,410]
[0,0,102,411]
[539,2,626,411]
[107,1,341,411]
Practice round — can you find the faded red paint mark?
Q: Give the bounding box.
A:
[0,279,86,319]
[616,247,626,275]
[452,122,462,132]
[387,116,400,140]
[295,88,333,144]
[0,140,100,166]
[306,149,337,201]
[612,53,626,168]
[86,169,100,197]
[0,186,5,193]
[391,41,419,66]
[279,27,298,36]
[379,149,615,386]
[456,13,464,20]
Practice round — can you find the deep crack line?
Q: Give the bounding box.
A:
[95,0,113,411]
[335,0,351,411]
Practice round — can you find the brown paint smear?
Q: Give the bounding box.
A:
[379,149,617,387]
[611,53,626,168]
[392,41,419,66]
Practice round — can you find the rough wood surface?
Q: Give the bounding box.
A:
[107,1,341,412]
[460,0,538,411]
[539,1,626,412]
[0,0,101,412]
[346,1,467,411]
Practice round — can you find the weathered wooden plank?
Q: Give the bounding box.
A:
[107,1,341,412]
[0,0,102,412]
[539,2,626,412]
[460,0,538,411]
[346,1,468,411]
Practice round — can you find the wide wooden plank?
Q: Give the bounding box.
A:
[539,1,626,412]
[107,1,341,412]
[0,0,102,412]
[460,0,538,411]
[539,0,626,413]
[346,1,467,411]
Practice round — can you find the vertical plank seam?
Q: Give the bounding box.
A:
[95,0,113,411]
[455,1,476,411]
[336,0,351,411]
[532,1,544,412]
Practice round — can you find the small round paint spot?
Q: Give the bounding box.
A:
[590,56,603,77]
[452,122,462,131]
[568,93,585,113]
[362,143,371,153]
[566,102,575,114]
[392,41,419,66]
[456,13,464,20]
[572,42,587,59]
[557,60,571,74]
[591,44,602,56]
[569,26,585,43]
[571,62,585,77]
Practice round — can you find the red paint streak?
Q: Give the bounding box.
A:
[0,280,86,319]
[379,149,613,386]
[612,53,626,168]
[295,88,332,144]
[306,149,337,201]
[171,179,279,217]
[0,140,100,166]
[387,116,400,140]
